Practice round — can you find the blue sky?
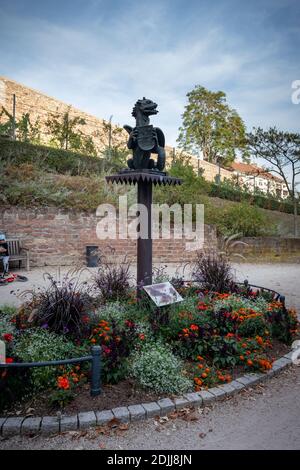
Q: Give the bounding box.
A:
[0,0,299,150]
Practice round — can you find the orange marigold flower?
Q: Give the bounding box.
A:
[201,372,208,379]
[247,359,253,366]
[190,324,199,331]
[90,338,96,344]
[194,378,203,386]
[240,355,244,361]
[197,355,204,361]
[57,376,70,390]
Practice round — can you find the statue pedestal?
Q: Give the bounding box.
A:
[106,170,182,295]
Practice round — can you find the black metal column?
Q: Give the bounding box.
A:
[137,179,152,294]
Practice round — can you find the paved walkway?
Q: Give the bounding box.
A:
[1,366,299,450]
[1,263,300,311]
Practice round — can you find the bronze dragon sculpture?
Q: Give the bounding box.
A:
[123,97,166,171]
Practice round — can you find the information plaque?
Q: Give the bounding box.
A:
[143,282,183,307]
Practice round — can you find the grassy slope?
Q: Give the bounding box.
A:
[0,139,298,236]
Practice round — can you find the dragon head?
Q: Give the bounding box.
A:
[132,97,158,118]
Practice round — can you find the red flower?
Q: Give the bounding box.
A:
[190,324,199,331]
[5,358,14,364]
[198,303,208,311]
[3,333,13,342]
[57,376,70,390]
[102,346,112,355]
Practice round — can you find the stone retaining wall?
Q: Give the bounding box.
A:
[0,206,216,267]
[1,206,300,267]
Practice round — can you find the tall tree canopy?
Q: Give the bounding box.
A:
[177,85,247,165]
[248,127,300,236]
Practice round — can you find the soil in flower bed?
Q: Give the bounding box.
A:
[3,339,291,418]
[4,379,162,418]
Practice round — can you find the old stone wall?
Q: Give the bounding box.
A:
[0,76,127,151]
[0,206,217,267]
[0,77,233,182]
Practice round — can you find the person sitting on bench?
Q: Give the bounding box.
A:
[0,233,9,277]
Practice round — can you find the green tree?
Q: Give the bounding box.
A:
[98,120,129,172]
[0,107,14,137]
[177,85,247,165]
[0,107,41,143]
[46,109,97,156]
[17,113,41,144]
[247,127,300,237]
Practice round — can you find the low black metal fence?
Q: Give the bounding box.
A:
[236,280,285,305]
[184,279,286,306]
[0,345,101,396]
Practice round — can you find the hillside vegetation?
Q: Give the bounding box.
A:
[0,139,298,237]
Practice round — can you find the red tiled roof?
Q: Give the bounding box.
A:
[230,162,283,183]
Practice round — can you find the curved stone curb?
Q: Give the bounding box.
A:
[0,352,294,438]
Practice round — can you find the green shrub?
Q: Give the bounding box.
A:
[218,202,273,236]
[0,311,16,337]
[237,316,268,337]
[213,294,269,314]
[129,343,192,394]
[14,329,83,390]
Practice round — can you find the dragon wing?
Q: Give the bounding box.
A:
[155,127,165,147]
[123,124,133,135]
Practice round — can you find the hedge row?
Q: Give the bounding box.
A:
[209,183,296,215]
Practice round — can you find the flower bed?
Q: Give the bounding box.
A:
[0,270,299,416]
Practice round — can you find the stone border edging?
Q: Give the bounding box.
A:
[0,352,294,437]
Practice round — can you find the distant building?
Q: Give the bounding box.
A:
[230,162,289,199]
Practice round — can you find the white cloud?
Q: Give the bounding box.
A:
[1,3,299,150]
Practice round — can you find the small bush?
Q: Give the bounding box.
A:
[218,203,272,236]
[129,343,192,394]
[192,252,234,293]
[0,311,16,337]
[93,258,132,303]
[237,315,268,337]
[14,329,82,390]
[22,271,93,337]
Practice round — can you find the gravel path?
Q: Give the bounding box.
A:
[1,366,299,450]
[1,262,300,311]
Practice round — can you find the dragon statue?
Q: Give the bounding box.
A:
[123,97,166,171]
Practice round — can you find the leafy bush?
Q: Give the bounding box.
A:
[192,252,234,293]
[218,202,272,236]
[129,342,192,394]
[0,310,16,337]
[94,301,128,326]
[237,315,268,337]
[13,329,82,390]
[213,294,269,314]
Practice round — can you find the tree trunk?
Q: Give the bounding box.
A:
[293,198,298,238]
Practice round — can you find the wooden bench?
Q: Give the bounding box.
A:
[6,238,30,271]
